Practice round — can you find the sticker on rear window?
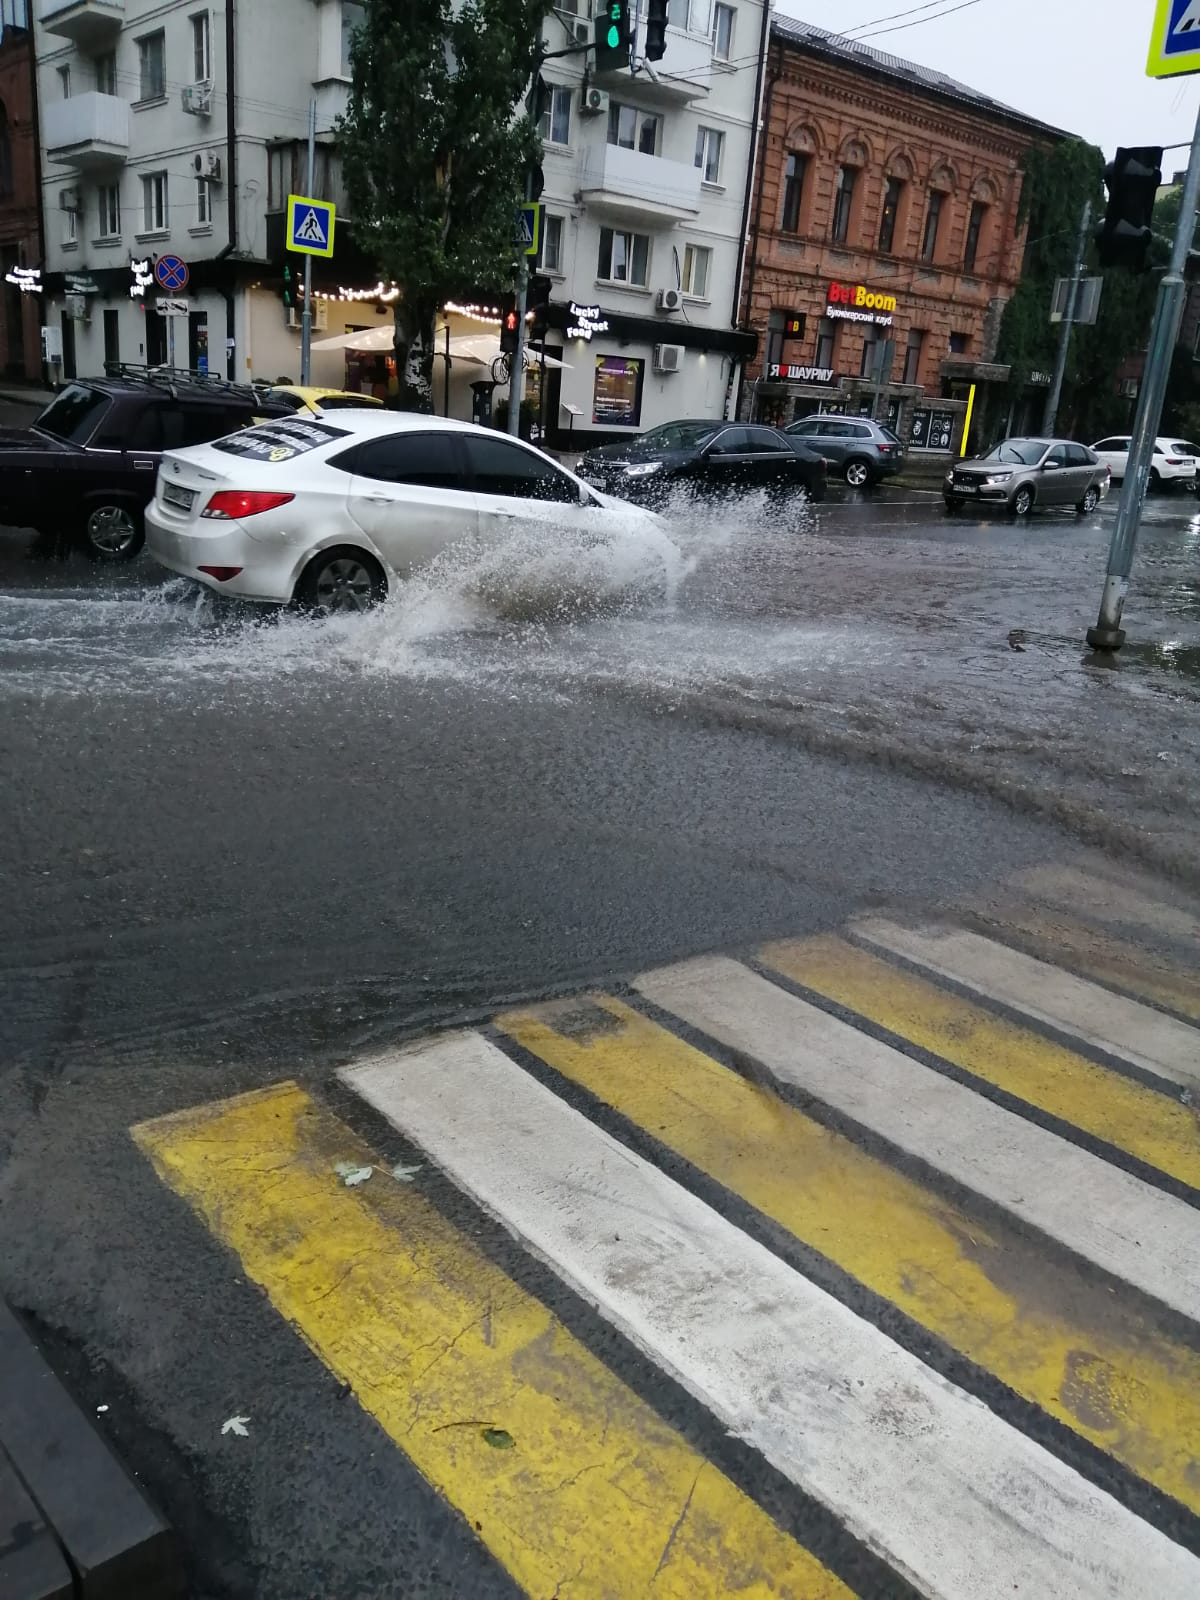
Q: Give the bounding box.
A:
[212,419,348,462]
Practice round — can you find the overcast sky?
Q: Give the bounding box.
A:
[774,0,1200,165]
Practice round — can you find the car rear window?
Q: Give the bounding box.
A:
[35,384,111,444]
[211,418,349,462]
[1170,442,1195,455]
[314,395,382,411]
[880,427,901,444]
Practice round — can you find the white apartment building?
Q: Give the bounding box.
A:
[530,0,767,447]
[33,0,365,385]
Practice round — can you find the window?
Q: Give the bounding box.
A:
[830,165,856,244]
[64,205,77,245]
[95,52,117,95]
[949,330,969,355]
[138,32,166,100]
[780,152,806,234]
[57,64,71,99]
[878,176,903,253]
[0,104,10,200]
[681,243,711,298]
[598,226,649,286]
[902,328,925,385]
[1065,443,1093,467]
[608,102,659,155]
[97,183,120,237]
[196,176,212,226]
[706,427,749,455]
[712,2,735,59]
[815,316,837,368]
[540,213,564,273]
[860,330,881,379]
[964,200,987,273]
[345,433,466,489]
[695,126,724,184]
[464,435,579,501]
[593,355,645,426]
[683,0,711,29]
[191,12,210,81]
[341,2,365,75]
[103,308,120,368]
[142,171,168,232]
[35,384,110,443]
[921,191,944,263]
[743,426,792,454]
[539,83,571,146]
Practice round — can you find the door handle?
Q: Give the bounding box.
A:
[365,494,392,504]
[132,460,156,470]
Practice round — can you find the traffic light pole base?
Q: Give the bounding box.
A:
[1086,574,1129,653]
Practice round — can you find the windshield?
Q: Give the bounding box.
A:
[35,384,111,444]
[982,439,1047,466]
[635,421,720,452]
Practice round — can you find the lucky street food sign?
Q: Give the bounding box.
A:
[826,281,897,327]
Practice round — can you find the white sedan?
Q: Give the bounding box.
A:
[146,411,674,611]
[1089,434,1200,489]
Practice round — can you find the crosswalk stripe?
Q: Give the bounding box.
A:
[633,957,1200,1326]
[133,1083,852,1600]
[1014,865,1200,947]
[853,919,1200,1091]
[498,992,1200,1515]
[344,1035,1200,1600]
[758,935,1200,1192]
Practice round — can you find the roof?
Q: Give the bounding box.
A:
[771,17,1070,141]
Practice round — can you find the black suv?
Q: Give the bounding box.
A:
[0,369,288,558]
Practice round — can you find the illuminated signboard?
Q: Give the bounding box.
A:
[826,281,897,327]
[4,266,41,293]
[567,301,610,340]
[767,364,835,383]
[130,257,154,299]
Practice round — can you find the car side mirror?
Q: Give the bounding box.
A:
[1042,459,1059,470]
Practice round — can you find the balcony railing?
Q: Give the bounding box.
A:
[37,0,125,48]
[580,142,702,226]
[43,93,131,172]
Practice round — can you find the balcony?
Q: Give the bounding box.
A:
[43,93,130,173]
[37,0,125,48]
[596,25,712,104]
[580,143,702,227]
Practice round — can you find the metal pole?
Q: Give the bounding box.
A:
[1088,101,1200,652]
[507,259,528,437]
[168,313,175,370]
[1041,199,1091,436]
[300,99,315,386]
[443,323,450,417]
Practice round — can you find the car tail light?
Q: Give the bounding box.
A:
[197,565,244,581]
[201,490,295,520]
[1166,457,1184,466]
[878,444,895,454]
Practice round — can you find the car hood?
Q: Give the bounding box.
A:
[0,426,60,451]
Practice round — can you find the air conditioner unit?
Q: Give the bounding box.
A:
[1121,378,1140,398]
[58,187,81,213]
[581,85,609,115]
[572,19,591,44]
[192,151,222,181]
[286,301,329,332]
[657,287,682,313]
[182,81,213,116]
[654,343,684,374]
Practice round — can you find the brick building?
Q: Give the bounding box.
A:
[0,2,42,382]
[739,19,1066,454]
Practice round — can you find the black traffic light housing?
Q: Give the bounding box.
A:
[1097,146,1163,270]
[594,1,631,71]
[281,262,294,308]
[527,274,552,338]
[500,303,521,357]
[645,0,669,61]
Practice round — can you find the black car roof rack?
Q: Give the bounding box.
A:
[99,362,261,402]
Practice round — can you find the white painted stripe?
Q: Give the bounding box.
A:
[634,956,1200,1326]
[854,918,1200,1091]
[1014,865,1200,945]
[344,1034,1200,1600]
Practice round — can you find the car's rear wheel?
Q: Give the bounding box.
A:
[844,457,874,488]
[1010,485,1035,518]
[943,497,962,512]
[295,547,387,614]
[84,502,144,561]
[1076,485,1100,515]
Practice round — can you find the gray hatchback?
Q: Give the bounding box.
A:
[785,415,905,487]
[945,437,1110,517]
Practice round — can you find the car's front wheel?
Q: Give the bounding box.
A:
[1009,485,1035,518]
[943,496,962,512]
[84,502,144,561]
[843,457,874,489]
[295,547,387,614]
[1076,485,1100,515]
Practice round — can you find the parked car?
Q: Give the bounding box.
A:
[1089,435,1199,490]
[576,419,827,505]
[785,415,905,487]
[262,385,385,415]
[944,438,1109,517]
[0,370,290,559]
[146,411,675,613]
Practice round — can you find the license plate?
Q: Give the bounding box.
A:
[163,482,195,512]
[956,484,978,494]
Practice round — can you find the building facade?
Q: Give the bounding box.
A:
[739,19,1063,452]
[0,2,44,381]
[531,0,766,449]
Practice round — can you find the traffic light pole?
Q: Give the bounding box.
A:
[1087,100,1200,652]
[1041,199,1091,437]
[300,99,316,386]
[507,255,529,437]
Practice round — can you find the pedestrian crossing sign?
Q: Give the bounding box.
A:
[287,194,336,257]
[514,203,541,257]
[1148,0,1200,78]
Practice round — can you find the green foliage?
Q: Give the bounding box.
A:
[338,0,553,408]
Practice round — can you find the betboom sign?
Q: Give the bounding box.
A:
[826,281,897,327]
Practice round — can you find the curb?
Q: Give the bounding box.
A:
[0,1301,184,1600]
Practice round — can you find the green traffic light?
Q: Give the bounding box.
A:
[607,24,619,45]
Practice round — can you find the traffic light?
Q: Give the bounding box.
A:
[594,1,631,71]
[1096,146,1163,269]
[527,273,552,338]
[500,304,520,357]
[645,0,669,61]
[281,262,293,308]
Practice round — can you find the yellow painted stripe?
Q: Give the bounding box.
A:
[759,935,1200,1191]
[133,1083,850,1600]
[498,996,1200,1516]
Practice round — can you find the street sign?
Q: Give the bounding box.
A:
[1148,0,1200,78]
[155,254,189,291]
[287,194,336,257]
[157,298,190,318]
[515,203,541,256]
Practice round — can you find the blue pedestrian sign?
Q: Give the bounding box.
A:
[155,254,189,291]
[1148,0,1200,78]
[287,194,336,258]
[514,203,542,257]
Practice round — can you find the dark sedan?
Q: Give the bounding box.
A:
[576,419,827,506]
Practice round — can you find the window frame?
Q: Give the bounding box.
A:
[902,328,925,386]
[963,199,987,273]
[830,165,857,245]
[712,2,735,60]
[878,175,902,254]
[681,242,711,299]
[191,10,210,82]
[141,171,168,233]
[539,83,572,147]
[462,433,582,503]
[781,151,806,234]
[137,31,166,102]
[695,125,724,185]
[540,212,564,274]
[97,183,120,239]
[57,63,71,99]
[815,316,837,369]
[920,190,944,264]
[341,431,471,491]
[608,101,660,156]
[196,175,212,226]
[95,51,117,95]
[597,225,651,288]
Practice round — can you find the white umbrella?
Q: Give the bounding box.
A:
[310,325,396,353]
[448,333,568,370]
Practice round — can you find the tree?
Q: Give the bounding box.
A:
[339,0,554,411]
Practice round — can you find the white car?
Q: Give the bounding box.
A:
[1089,435,1200,489]
[146,411,674,611]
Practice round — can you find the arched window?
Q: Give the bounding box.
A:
[0,103,12,202]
